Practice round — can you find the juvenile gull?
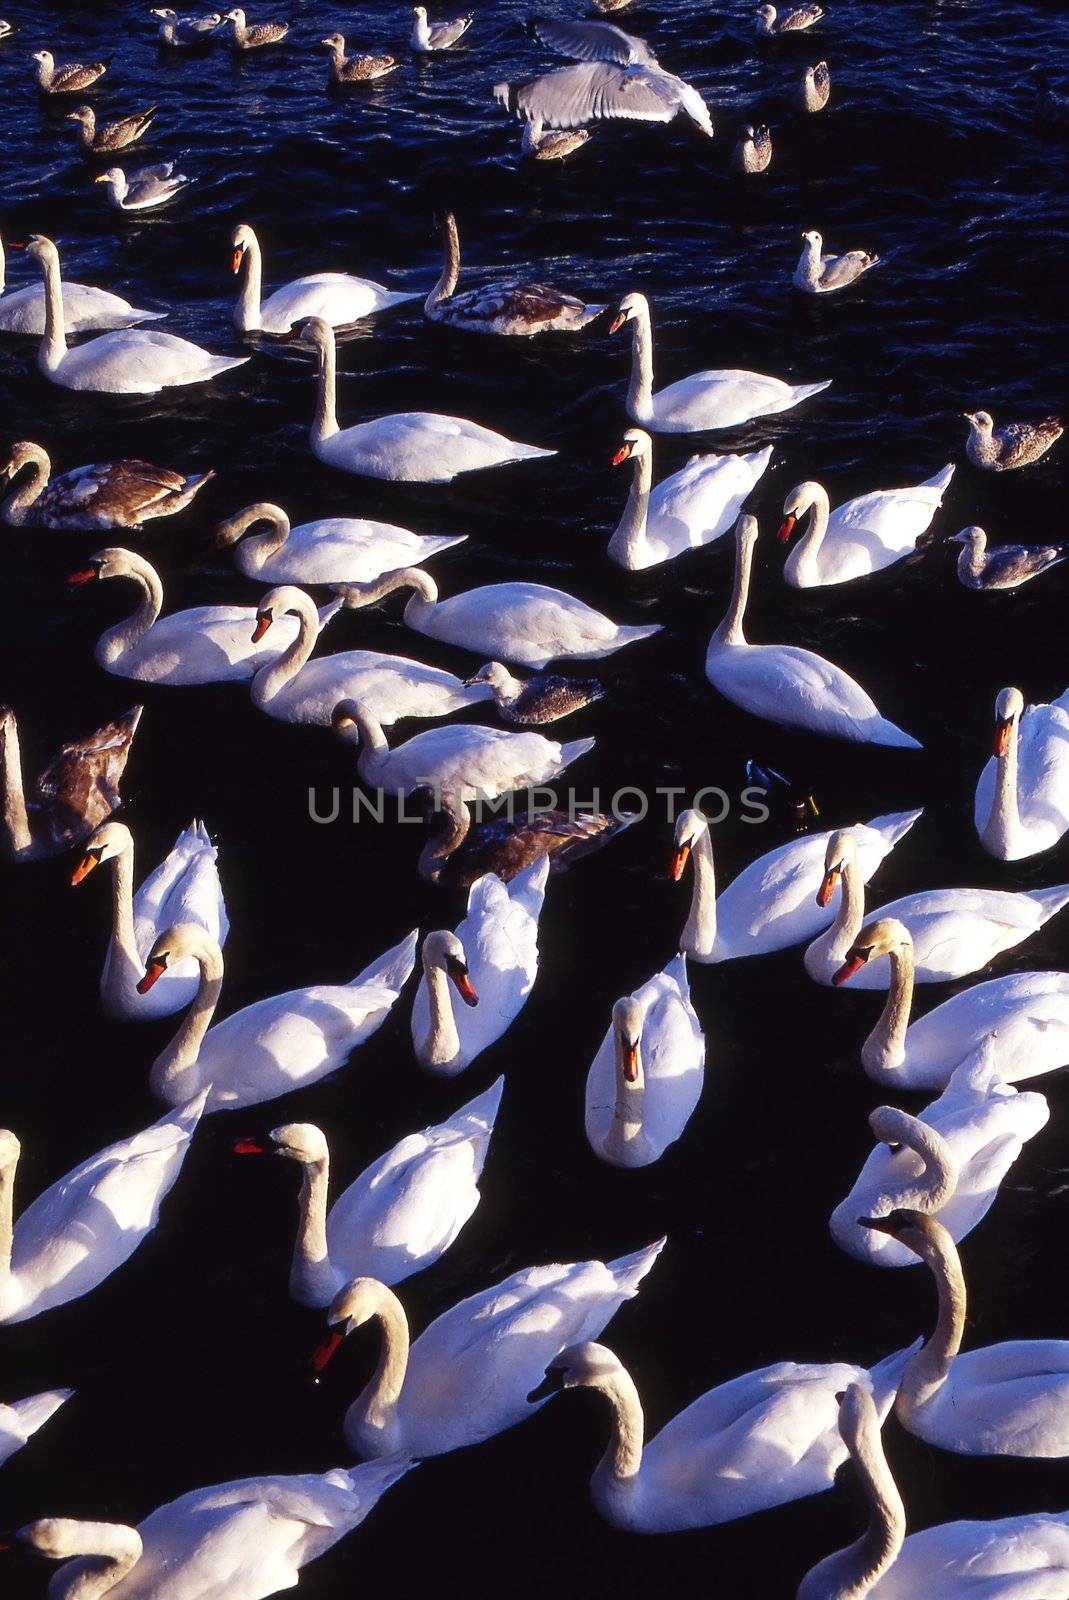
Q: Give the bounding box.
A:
[593,0,634,10]
[1,441,214,531]
[495,61,714,139]
[796,59,830,111]
[756,4,824,36]
[522,118,592,159]
[463,661,605,724]
[425,212,605,336]
[411,6,473,51]
[963,409,1062,472]
[321,33,397,83]
[32,49,107,94]
[150,9,223,46]
[67,104,159,154]
[794,229,878,293]
[95,163,191,212]
[526,15,657,67]
[733,123,772,172]
[951,526,1069,592]
[224,7,289,48]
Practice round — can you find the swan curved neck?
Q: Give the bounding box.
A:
[44,1524,144,1600]
[250,594,319,708]
[96,562,164,669]
[801,1413,905,1599]
[311,330,339,443]
[1,449,49,526]
[715,532,754,645]
[358,1290,411,1425]
[149,944,223,1102]
[981,722,1021,857]
[590,1367,645,1495]
[102,839,139,999]
[0,715,33,858]
[626,308,655,423]
[881,1112,957,1213]
[345,568,438,626]
[607,449,652,565]
[862,944,915,1078]
[291,1157,334,1305]
[827,853,866,955]
[418,800,470,882]
[37,249,69,373]
[417,959,462,1068]
[426,216,460,314]
[792,487,831,582]
[603,1030,646,1164]
[900,1234,966,1416]
[681,827,716,957]
[0,1146,17,1289]
[235,235,263,331]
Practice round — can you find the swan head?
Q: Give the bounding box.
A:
[230,221,256,275]
[0,1128,22,1169]
[963,410,993,434]
[67,547,140,588]
[70,819,131,886]
[421,930,479,1006]
[285,314,333,356]
[817,828,857,908]
[612,996,645,1082]
[834,916,910,985]
[252,585,312,643]
[857,1207,949,1265]
[949,524,985,549]
[993,686,1024,757]
[139,922,215,994]
[267,1122,330,1165]
[611,427,651,468]
[216,502,288,547]
[0,440,48,481]
[609,291,648,336]
[867,1104,923,1157]
[778,481,823,543]
[670,808,708,880]
[315,1276,395,1370]
[527,1340,623,1403]
[25,234,60,271]
[735,512,760,554]
[834,1383,879,1453]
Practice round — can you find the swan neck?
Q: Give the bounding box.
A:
[106,838,139,979]
[593,1367,645,1488]
[235,235,263,330]
[716,529,754,645]
[901,1233,966,1415]
[426,215,460,312]
[607,449,652,564]
[682,826,716,956]
[626,308,655,422]
[291,1158,334,1304]
[1,450,47,527]
[0,715,33,858]
[361,1290,411,1423]
[0,1148,16,1287]
[806,1411,905,1599]
[45,1524,144,1600]
[829,851,866,953]
[250,593,319,708]
[97,562,164,669]
[864,944,915,1075]
[38,247,69,372]
[794,487,830,581]
[603,1029,646,1163]
[417,960,462,1068]
[981,720,1021,856]
[149,944,223,1101]
[418,800,470,881]
[312,329,339,443]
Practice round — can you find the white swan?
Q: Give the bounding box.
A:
[671,807,922,963]
[830,1058,1049,1266]
[424,213,605,336]
[71,820,229,1022]
[231,223,415,335]
[292,315,556,482]
[706,517,923,748]
[0,231,162,335]
[69,549,337,685]
[608,429,772,570]
[975,685,1069,860]
[612,292,830,432]
[19,1456,414,1600]
[841,917,1069,1089]
[27,236,247,394]
[140,924,417,1112]
[0,1390,73,1469]
[216,500,466,586]
[797,1384,1069,1598]
[585,954,705,1167]
[0,1093,206,1324]
[779,466,955,587]
[235,1079,503,1305]
[331,697,595,800]
[861,1210,1069,1457]
[805,829,1069,986]
[335,566,662,669]
[411,859,549,1074]
[531,1338,919,1532]
[315,1238,665,1458]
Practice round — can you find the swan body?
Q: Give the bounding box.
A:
[585,954,705,1167]
[0,1094,206,1324]
[608,429,772,570]
[425,213,605,336]
[793,230,879,294]
[0,1391,73,1469]
[671,806,923,963]
[780,466,955,587]
[411,859,549,1074]
[231,224,415,335]
[613,292,830,432]
[295,315,555,482]
[706,517,923,748]
[322,1238,665,1458]
[71,821,229,1021]
[2,441,213,531]
[0,233,162,335]
[975,685,1069,860]
[142,924,418,1112]
[1,703,142,862]
[216,501,466,586]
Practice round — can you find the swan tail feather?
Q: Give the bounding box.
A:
[9,1389,75,1438]
[872,719,923,750]
[349,929,419,993]
[1032,884,1069,920]
[924,463,956,495]
[559,736,597,768]
[607,1235,666,1294]
[790,378,833,403]
[331,1454,418,1502]
[866,807,924,846]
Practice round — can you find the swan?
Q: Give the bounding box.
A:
[462,661,604,724]
[494,61,713,139]
[706,516,923,747]
[1,703,142,862]
[608,429,772,570]
[793,230,879,295]
[530,1338,919,1532]
[0,1093,206,1324]
[70,820,229,1022]
[291,316,556,482]
[861,1210,1069,1457]
[585,954,705,1167]
[314,1238,665,1458]
[225,8,289,48]
[0,232,163,335]
[411,6,472,50]
[0,1391,73,1469]
[612,293,831,432]
[975,685,1069,859]
[424,212,605,336]
[18,1456,414,1599]
[733,123,772,173]
[32,49,106,94]
[234,1078,503,1304]
[335,566,661,668]
[840,917,1069,1089]
[26,236,248,394]
[249,588,486,727]
[778,466,956,587]
[140,924,417,1111]
[411,858,549,1074]
[95,163,190,213]
[67,104,158,154]
[829,1059,1049,1266]
[321,34,397,85]
[331,697,595,800]
[804,828,1069,986]
[216,501,466,586]
[415,786,632,885]
[796,60,830,111]
[2,441,213,531]
[952,524,1069,590]
[797,1384,1069,1598]
[69,549,338,685]
[670,806,922,963]
[231,223,415,336]
[964,409,1062,472]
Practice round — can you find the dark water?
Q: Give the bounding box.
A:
[2,0,1069,1594]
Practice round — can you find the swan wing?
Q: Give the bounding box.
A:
[710,641,884,738]
[267,649,474,726]
[647,447,772,551]
[54,329,246,393]
[905,972,1069,1086]
[0,1390,73,1467]
[873,1514,1069,1599]
[272,522,465,586]
[259,274,409,332]
[132,822,229,957]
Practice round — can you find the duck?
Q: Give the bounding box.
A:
[32,49,107,94]
[778,465,955,587]
[411,859,549,1074]
[805,828,1069,987]
[494,61,713,140]
[964,409,1062,471]
[94,163,190,212]
[321,34,397,84]
[411,6,473,51]
[231,223,415,336]
[69,550,337,685]
[975,685,1069,859]
[26,236,247,394]
[290,315,555,482]
[733,123,772,173]
[462,661,604,723]
[234,1079,502,1305]
[67,104,158,154]
[796,60,830,111]
[334,566,661,669]
[217,501,465,586]
[314,1238,665,1458]
[612,293,830,432]
[706,516,922,748]
[414,787,633,886]
[951,525,1069,591]
[1,442,213,531]
[530,1337,919,1532]
[150,9,223,47]
[139,923,417,1111]
[70,820,229,1022]
[670,806,922,963]
[585,954,705,1167]
[0,1094,206,1324]
[18,1457,414,1598]
[861,1210,1069,1457]
[830,1058,1049,1266]
[756,4,824,36]
[425,212,605,336]
[608,429,772,570]
[793,230,879,294]
[1,703,142,863]
[0,231,163,336]
[224,7,289,48]
[0,1391,73,1470]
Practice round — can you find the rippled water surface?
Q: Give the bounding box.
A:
[2,1,1069,1595]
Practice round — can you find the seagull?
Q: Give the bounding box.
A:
[32,49,107,94]
[951,526,1069,592]
[522,120,592,159]
[756,4,824,36]
[321,33,397,83]
[95,163,191,212]
[796,59,830,111]
[149,9,223,47]
[963,410,1063,471]
[411,6,473,51]
[67,105,159,154]
[526,15,657,67]
[224,7,290,49]
[495,60,713,139]
[794,229,878,293]
[463,662,605,724]
[734,123,772,172]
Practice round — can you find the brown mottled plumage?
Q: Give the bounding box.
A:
[1,705,142,861]
[67,105,158,154]
[414,788,634,886]
[1,442,214,531]
[464,661,605,725]
[425,213,606,336]
[756,4,824,36]
[32,50,107,94]
[320,33,396,84]
[964,410,1063,472]
[224,7,289,49]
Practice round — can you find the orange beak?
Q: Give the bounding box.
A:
[137,958,166,994]
[622,1039,640,1083]
[450,968,479,1007]
[68,566,98,586]
[669,843,690,882]
[231,246,244,274]
[611,444,631,467]
[251,613,272,644]
[833,953,866,986]
[609,312,626,334]
[312,1329,344,1374]
[993,719,1013,758]
[70,852,100,886]
[232,1138,266,1155]
[777,513,797,544]
[816,868,839,908]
